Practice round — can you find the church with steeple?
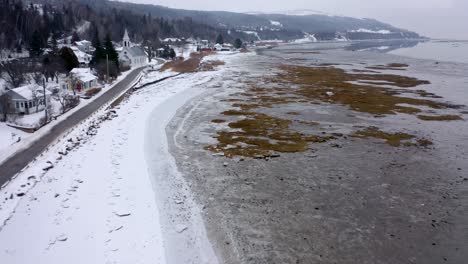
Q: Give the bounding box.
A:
[118,29,147,68]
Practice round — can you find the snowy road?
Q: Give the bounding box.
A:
[0,62,229,263]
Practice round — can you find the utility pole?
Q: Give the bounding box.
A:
[106,54,109,83]
[42,78,48,123]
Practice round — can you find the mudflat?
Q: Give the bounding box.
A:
[167,46,468,264]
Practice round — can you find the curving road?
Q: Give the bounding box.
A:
[0,67,145,187]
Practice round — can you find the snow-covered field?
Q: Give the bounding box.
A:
[0,53,243,263]
[0,124,26,155]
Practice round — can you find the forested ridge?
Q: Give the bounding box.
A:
[0,0,239,53]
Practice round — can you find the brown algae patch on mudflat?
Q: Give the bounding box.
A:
[161,51,218,73]
[352,127,431,147]
[200,60,226,71]
[417,115,463,121]
[205,112,333,158]
[204,64,456,157]
[211,119,227,123]
[276,65,452,115]
[366,63,409,71]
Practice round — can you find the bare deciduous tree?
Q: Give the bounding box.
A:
[0,60,27,88]
[68,72,80,96]
[0,93,13,121]
[53,89,79,114]
[29,86,40,113]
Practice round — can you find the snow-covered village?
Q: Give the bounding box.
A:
[1,0,468,263]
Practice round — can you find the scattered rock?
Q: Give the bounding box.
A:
[223,162,229,167]
[43,161,54,171]
[16,192,25,197]
[114,211,131,217]
[57,235,68,242]
[175,224,188,233]
[174,199,184,205]
[109,226,124,233]
[54,194,60,198]
[27,175,36,181]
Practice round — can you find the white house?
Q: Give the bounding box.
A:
[68,68,99,93]
[214,43,234,52]
[74,40,92,53]
[4,85,52,115]
[118,30,147,68]
[71,46,92,67]
[162,38,182,44]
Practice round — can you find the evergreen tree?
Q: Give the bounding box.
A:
[234,38,243,49]
[216,34,224,45]
[51,35,59,55]
[90,30,105,66]
[72,31,80,43]
[104,34,119,70]
[169,48,176,60]
[29,30,45,57]
[59,47,79,72]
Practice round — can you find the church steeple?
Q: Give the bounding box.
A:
[123,29,130,48]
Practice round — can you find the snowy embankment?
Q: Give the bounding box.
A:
[0,53,239,262]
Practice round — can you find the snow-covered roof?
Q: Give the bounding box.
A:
[123,29,130,40]
[70,68,98,83]
[75,40,91,46]
[8,84,52,100]
[163,38,181,42]
[121,46,146,58]
[349,28,392,34]
[71,47,92,64]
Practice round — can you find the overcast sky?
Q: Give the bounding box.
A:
[124,0,468,39]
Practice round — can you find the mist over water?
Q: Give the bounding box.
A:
[389,40,468,64]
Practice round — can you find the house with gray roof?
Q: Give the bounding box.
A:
[2,84,52,115]
[118,30,147,69]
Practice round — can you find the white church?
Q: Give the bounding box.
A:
[118,30,147,68]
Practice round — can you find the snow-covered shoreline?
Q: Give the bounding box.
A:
[0,51,240,262]
[144,76,219,264]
